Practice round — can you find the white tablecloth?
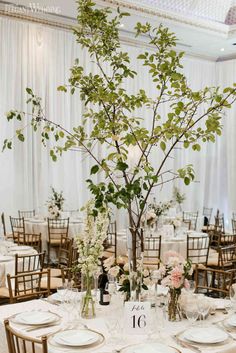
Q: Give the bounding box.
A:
[25,219,84,252]
[0,243,37,287]
[0,298,236,353]
[117,230,207,261]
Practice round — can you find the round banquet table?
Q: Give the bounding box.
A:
[117,229,208,260]
[0,298,236,353]
[25,218,84,253]
[0,241,37,287]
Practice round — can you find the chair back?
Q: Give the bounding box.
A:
[209,225,223,249]
[16,233,42,253]
[195,265,234,298]
[18,210,36,219]
[182,211,198,230]
[1,212,7,237]
[15,252,45,276]
[10,216,25,242]
[103,221,117,258]
[7,269,50,304]
[218,244,236,269]
[58,236,73,268]
[232,219,236,234]
[143,235,161,267]
[4,319,48,353]
[187,235,210,266]
[47,218,69,243]
[203,207,213,225]
[215,210,225,233]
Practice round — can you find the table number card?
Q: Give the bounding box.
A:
[124,301,151,335]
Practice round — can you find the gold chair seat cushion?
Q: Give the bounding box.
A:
[102,250,115,258]
[207,254,219,267]
[0,287,9,298]
[47,239,61,245]
[40,276,64,290]
[50,268,62,277]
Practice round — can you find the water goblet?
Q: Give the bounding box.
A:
[229,285,236,311]
[197,297,210,325]
[185,299,199,325]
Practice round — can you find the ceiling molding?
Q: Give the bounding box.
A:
[97,0,230,37]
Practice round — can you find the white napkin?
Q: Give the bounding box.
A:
[56,330,96,345]
[17,312,53,325]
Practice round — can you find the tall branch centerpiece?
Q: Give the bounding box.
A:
[3,0,236,286]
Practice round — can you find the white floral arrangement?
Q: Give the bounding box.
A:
[104,256,153,298]
[75,200,109,277]
[47,186,64,219]
[169,216,182,229]
[141,209,157,226]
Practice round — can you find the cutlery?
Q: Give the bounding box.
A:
[25,323,61,332]
[172,335,202,353]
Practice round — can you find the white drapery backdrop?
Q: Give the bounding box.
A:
[0,16,235,229]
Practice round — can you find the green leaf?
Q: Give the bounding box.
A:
[91,165,99,175]
[116,161,128,171]
[26,87,33,95]
[57,85,67,92]
[160,141,166,151]
[184,177,190,185]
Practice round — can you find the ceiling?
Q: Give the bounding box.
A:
[1,0,236,61]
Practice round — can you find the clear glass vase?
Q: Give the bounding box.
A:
[168,288,182,321]
[80,274,96,319]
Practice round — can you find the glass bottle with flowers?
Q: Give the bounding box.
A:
[75,199,109,318]
[47,186,64,219]
[156,251,192,321]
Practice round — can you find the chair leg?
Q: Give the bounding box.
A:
[47,243,50,266]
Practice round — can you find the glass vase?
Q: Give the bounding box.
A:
[80,274,96,319]
[168,288,181,321]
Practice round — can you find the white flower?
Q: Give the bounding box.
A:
[123,263,129,272]
[142,269,149,277]
[108,265,120,277]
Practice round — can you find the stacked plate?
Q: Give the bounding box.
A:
[48,328,104,351]
[180,326,228,345]
[9,245,33,255]
[11,311,61,327]
[120,343,180,353]
[0,255,13,262]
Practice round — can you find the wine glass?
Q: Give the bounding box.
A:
[197,297,210,325]
[185,299,199,325]
[187,280,196,294]
[229,285,236,310]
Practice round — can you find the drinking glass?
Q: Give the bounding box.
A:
[185,299,199,325]
[229,285,236,310]
[187,280,196,294]
[197,297,210,325]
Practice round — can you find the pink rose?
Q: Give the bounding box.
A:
[170,266,183,289]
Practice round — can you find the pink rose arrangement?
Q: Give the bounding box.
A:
[157,251,192,291]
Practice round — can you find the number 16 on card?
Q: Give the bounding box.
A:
[124,302,151,335]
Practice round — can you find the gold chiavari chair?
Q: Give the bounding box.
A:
[50,236,74,278]
[143,235,161,269]
[61,247,81,289]
[47,218,69,265]
[15,232,42,253]
[7,269,50,304]
[15,252,45,276]
[218,244,236,270]
[203,207,213,226]
[195,265,235,298]
[187,235,210,268]
[232,219,236,234]
[4,319,48,353]
[183,211,198,231]
[103,221,117,259]
[9,216,25,243]
[1,212,13,239]
[18,209,36,219]
[215,210,225,233]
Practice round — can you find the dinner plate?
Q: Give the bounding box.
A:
[54,329,100,347]
[225,315,236,327]
[184,327,228,344]
[13,311,60,326]
[0,255,14,262]
[120,343,180,353]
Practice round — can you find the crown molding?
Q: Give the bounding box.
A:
[97,0,230,38]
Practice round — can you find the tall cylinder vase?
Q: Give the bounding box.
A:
[81,274,96,319]
[168,288,181,321]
